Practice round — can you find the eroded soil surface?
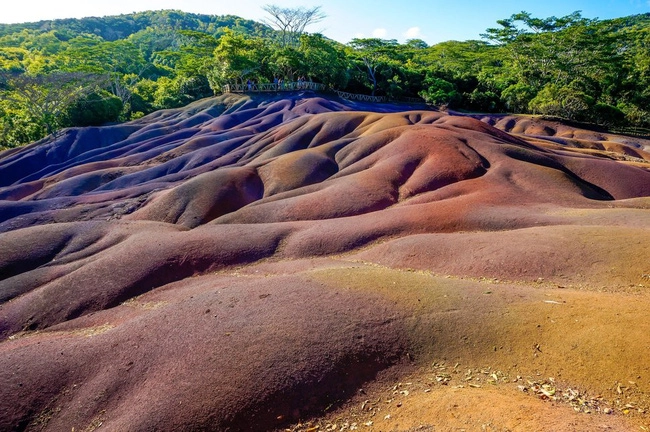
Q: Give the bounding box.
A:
[1,92,649,431]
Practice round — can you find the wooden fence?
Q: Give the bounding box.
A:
[331,89,387,103]
[609,126,650,139]
[221,81,426,105]
[399,96,427,104]
[222,81,326,93]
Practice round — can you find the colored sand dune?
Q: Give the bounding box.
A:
[1,92,649,431]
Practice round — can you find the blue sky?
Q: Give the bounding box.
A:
[2,0,649,45]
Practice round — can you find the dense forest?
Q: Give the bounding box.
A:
[0,8,648,149]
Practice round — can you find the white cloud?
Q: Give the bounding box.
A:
[404,27,422,39]
[354,32,365,39]
[372,28,387,38]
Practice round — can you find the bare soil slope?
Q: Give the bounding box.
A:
[1,92,649,431]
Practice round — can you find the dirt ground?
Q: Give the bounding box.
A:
[263,263,650,432]
[2,94,649,431]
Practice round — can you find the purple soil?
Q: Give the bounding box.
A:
[1,273,407,431]
[1,91,649,430]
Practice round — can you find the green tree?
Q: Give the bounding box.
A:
[0,46,29,72]
[348,38,401,96]
[299,34,348,88]
[65,90,123,126]
[528,82,594,120]
[501,82,536,113]
[419,75,460,106]
[0,99,45,148]
[210,29,271,89]
[270,46,306,82]
[0,71,107,137]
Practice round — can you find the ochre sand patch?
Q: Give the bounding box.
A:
[277,264,650,431]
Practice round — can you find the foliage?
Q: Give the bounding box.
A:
[299,34,349,88]
[211,29,272,88]
[347,38,402,96]
[0,10,271,40]
[1,9,649,148]
[0,71,107,135]
[528,82,594,119]
[480,11,650,125]
[66,91,123,126]
[419,75,460,106]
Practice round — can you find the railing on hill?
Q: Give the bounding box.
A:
[221,81,426,105]
[540,115,650,140]
[222,81,326,93]
[331,89,387,103]
[399,96,426,104]
[609,126,650,139]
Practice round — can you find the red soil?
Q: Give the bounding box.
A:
[0,93,649,431]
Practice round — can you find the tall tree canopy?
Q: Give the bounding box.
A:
[262,5,326,48]
[0,71,108,143]
[1,9,649,150]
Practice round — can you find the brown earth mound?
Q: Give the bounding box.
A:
[1,92,649,431]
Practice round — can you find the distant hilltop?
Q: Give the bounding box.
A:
[0,9,272,40]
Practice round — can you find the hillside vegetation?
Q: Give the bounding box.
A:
[0,9,649,149]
